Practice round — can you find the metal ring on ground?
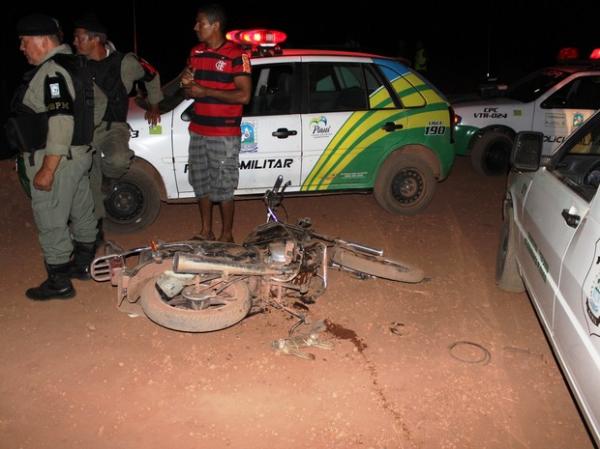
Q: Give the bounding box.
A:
[448,340,491,365]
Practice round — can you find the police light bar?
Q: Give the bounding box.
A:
[226,29,287,47]
[590,48,600,60]
[557,47,579,60]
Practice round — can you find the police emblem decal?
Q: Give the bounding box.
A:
[49,83,61,99]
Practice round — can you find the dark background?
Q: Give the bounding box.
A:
[1,1,598,156]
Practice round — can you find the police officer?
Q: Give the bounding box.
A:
[72,15,163,228]
[11,14,104,300]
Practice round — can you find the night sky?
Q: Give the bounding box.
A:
[2,1,599,130]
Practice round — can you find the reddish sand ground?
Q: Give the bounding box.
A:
[0,158,594,449]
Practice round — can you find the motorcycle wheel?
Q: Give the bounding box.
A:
[140,276,252,332]
[331,247,424,283]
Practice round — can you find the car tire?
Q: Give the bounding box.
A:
[104,163,161,233]
[495,211,525,293]
[374,153,436,215]
[470,130,514,176]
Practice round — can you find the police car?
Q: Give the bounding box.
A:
[105,30,456,231]
[497,110,600,445]
[454,49,600,175]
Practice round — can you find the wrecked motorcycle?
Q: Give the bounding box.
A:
[90,176,424,332]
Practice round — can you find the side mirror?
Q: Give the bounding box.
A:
[511,131,543,171]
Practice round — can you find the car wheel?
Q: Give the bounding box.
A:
[374,153,436,215]
[495,211,525,293]
[104,163,161,233]
[470,130,513,176]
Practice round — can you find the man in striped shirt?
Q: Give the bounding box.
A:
[181,4,251,242]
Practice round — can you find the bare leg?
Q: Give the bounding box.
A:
[195,196,215,240]
[218,200,235,242]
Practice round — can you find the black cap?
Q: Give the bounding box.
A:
[74,14,108,35]
[16,14,61,36]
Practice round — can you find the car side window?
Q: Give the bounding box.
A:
[364,65,395,109]
[376,64,426,108]
[308,63,368,113]
[543,76,600,110]
[244,63,297,116]
[553,114,600,201]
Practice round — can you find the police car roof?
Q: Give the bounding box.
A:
[280,49,383,58]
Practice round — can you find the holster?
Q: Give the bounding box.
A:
[5,114,48,163]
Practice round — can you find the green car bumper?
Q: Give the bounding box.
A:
[454,124,479,156]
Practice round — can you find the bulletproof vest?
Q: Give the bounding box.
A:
[88,51,128,122]
[51,53,95,145]
[8,54,95,151]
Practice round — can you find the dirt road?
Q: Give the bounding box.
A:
[0,158,594,449]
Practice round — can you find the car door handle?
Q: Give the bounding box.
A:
[272,128,298,139]
[561,208,581,228]
[382,122,403,132]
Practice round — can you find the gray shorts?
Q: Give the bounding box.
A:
[188,133,240,202]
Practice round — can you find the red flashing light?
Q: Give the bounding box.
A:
[225,30,240,41]
[590,48,600,60]
[226,29,287,47]
[557,47,580,61]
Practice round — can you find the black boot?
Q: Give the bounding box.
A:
[26,263,75,301]
[69,241,97,280]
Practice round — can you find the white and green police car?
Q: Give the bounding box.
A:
[497,110,600,445]
[454,56,600,175]
[104,30,456,231]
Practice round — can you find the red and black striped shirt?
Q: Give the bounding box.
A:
[187,41,251,137]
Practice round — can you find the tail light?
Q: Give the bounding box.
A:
[449,106,459,143]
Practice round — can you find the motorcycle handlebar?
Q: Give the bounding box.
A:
[273,175,283,193]
[264,177,292,222]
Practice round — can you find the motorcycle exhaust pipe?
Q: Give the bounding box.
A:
[343,241,384,257]
[173,253,283,276]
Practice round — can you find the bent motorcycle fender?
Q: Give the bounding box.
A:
[116,261,173,315]
[173,253,284,276]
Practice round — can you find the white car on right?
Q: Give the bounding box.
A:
[497,109,600,445]
[454,59,600,175]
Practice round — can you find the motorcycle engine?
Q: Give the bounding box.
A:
[156,270,195,298]
[267,240,296,266]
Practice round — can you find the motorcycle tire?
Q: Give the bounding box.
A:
[331,247,424,283]
[140,277,252,332]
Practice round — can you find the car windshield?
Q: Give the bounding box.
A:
[505,69,570,103]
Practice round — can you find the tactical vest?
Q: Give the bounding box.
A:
[88,52,128,123]
[52,53,95,145]
[7,53,95,153]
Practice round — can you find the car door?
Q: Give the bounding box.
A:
[171,59,302,195]
[171,98,195,198]
[516,158,590,332]
[237,60,302,193]
[553,120,600,443]
[300,59,407,191]
[533,73,600,156]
